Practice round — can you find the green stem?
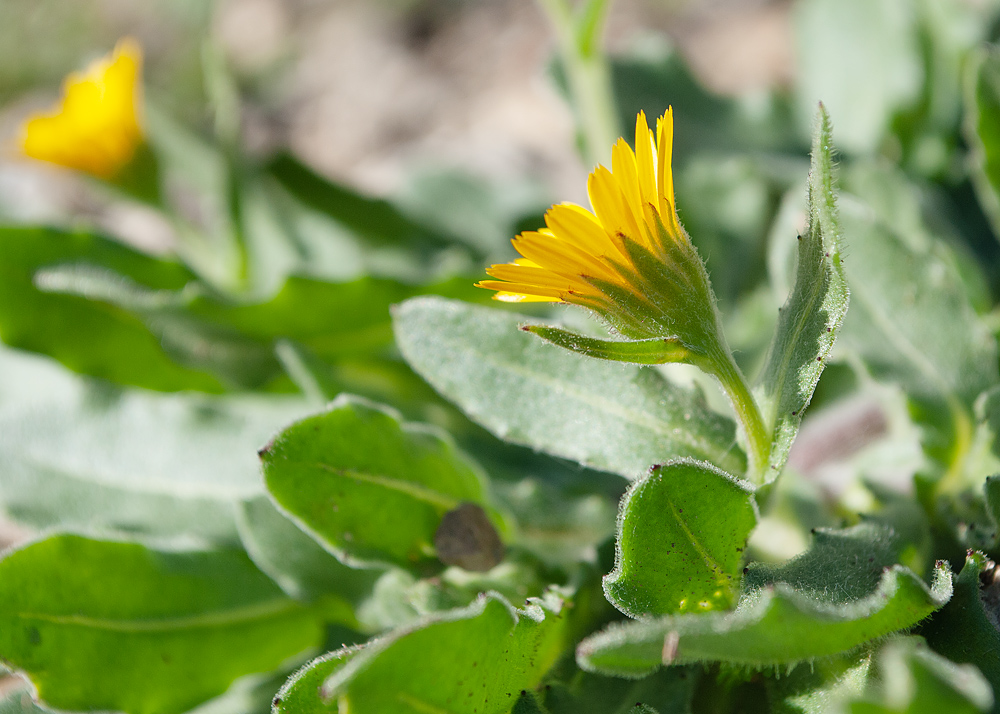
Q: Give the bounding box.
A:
[700,346,771,485]
[536,0,620,167]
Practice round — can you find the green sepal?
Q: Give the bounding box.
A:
[522,324,697,365]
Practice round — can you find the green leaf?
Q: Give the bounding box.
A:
[0,534,322,714]
[0,221,486,393]
[848,637,993,713]
[965,46,1000,241]
[261,395,491,570]
[393,297,746,479]
[235,495,381,606]
[0,225,226,392]
[540,665,695,714]
[604,460,757,618]
[757,104,849,479]
[921,551,1000,711]
[523,325,695,365]
[578,524,952,675]
[0,346,310,542]
[277,592,568,714]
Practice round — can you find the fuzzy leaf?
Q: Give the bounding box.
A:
[275,592,568,714]
[603,460,757,618]
[921,551,1000,709]
[393,297,746,478]
[757,105,849,479]
[578,524,952,675]
[261,395,491,569]
[0,534,322,714]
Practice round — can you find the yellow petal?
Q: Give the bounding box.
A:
[544,203,623,260]
[21,39,143,178]
[656,107,675,221]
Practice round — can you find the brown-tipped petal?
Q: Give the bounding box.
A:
[635,111,658,211]
[656,108,675,219]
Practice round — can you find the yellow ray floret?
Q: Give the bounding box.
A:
[477,108,689,331]
[21,39,144,179]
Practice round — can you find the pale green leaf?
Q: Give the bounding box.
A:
[393,297,746,479]
[757,104,849,479]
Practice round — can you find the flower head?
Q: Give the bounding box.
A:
[477,109,719,349]
[21,39,144,179]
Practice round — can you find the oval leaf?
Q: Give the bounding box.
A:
[393,297,746,478]
[261,395,491,569]
[579,524,952,675]
[604,460,757,618]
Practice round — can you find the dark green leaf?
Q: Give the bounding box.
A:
[541,665,695,714]
[921,551,1000,711]
[393,297,746,478]
[278,592,568,714]
[966,46,1000,241]
[264,152,448,249]
[757,104,849,479]
[262,395,491,569]
[578,524,952,675]
[604,460,757,618]
[0,534,322,714]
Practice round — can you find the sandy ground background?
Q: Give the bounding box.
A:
[0,0,793,238]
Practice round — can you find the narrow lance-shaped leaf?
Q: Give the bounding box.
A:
[275,592,568,714]
[523,324,696,365]
[757,104,849,479]
[604,460,757,618]
[0,534,322,714]
[261,395,493,570]
[578,524,952,676]
[393,297,746,478]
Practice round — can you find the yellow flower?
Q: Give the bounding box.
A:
[21,39,144,179]
[477,108,716,344]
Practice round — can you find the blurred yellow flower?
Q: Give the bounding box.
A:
[478,108,714,342]
[21,39,144,179]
